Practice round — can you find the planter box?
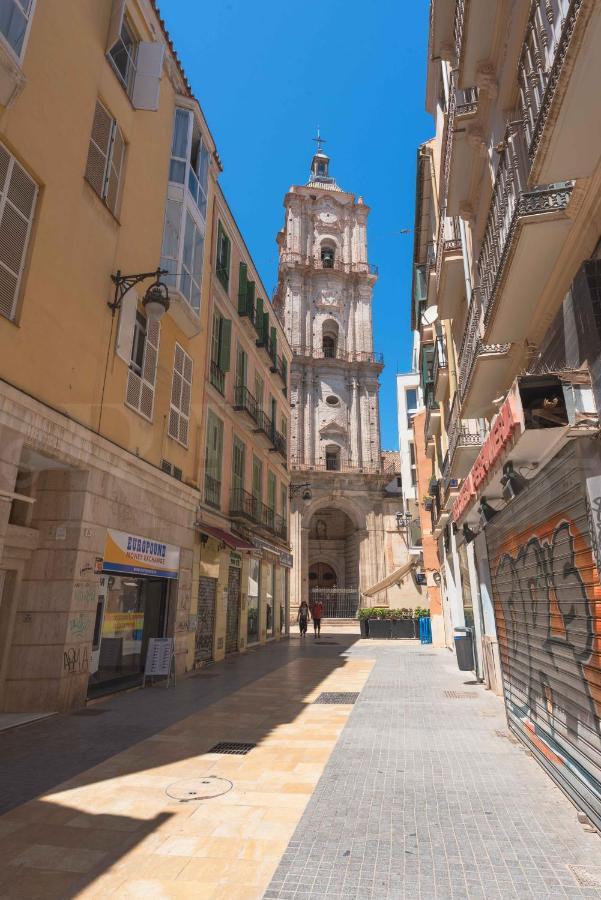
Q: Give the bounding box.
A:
[359,619,370,638]
[391,618,416,639]
[367,619,392,639]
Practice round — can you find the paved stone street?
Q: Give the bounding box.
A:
[0,631,600,898]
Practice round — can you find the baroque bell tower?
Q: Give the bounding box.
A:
[273,136,420,618]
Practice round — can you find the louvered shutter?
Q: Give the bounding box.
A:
[262,312,269,344]
[219,319,231,372]
[132,42,164,111]
[85,101,113,199]
[255,296,263,333]
[237,261,248,314]
[140,319,160,419]
[168,343,193,446]
[247,279,255,322]
[105,123,125,215]
[0,144,38,321]
[106,0,126,51]
[270,326,277,359]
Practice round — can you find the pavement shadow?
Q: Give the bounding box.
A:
[0,634,360,812]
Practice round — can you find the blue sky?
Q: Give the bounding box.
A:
[158,0,432,450]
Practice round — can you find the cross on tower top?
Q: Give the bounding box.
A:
[312,127,326,153]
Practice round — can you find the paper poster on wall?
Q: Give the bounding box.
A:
[103,529,180,579]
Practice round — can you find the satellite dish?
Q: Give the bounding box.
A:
[420,306,438,327]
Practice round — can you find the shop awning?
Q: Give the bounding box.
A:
[196,523,254,552]
[362,561,416,598]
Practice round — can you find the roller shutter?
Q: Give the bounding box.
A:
[485,441,601,829]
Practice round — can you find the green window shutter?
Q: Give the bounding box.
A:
[270,326,277,359]
[282,356,288,393]
[247,280,255,321]
[255,296,263,333]
[219,318,232,372]
[237,262,248,314]
[262,312,269,344]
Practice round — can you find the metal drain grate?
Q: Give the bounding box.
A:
[71,708,110,716]
[314,692,360,704]
[444,691,477,699]
[208,741,256,755]
[568,865,601,887]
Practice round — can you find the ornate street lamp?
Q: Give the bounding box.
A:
[289,482,312,504]
[108,267,170,322]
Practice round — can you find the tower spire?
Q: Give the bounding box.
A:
[309,127,333,185]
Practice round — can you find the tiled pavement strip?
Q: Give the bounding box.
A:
[0,631,599,898]
[266,640,601,900]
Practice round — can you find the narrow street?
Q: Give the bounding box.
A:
[0,631,600,899]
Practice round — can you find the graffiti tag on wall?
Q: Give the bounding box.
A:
[493,515,601,754]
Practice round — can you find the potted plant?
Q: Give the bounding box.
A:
[367,607,392,639]
[357,607,372,638]
[423,496,433,511]
[391,607,416,638]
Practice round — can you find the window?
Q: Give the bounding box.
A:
[209,310,231,394]
[267,471,276,528]
[0,142,37,322]
[280,483,288,526]
[406,388,418,411]
[232,435,245,498]
[325,447,340,471]
[168,108,209,219]
[125,312,160,421]
[255,372,264,412]
[216,221,231,292]
[235,343,247,388]
[280,413,287,438]
[85,101,125,217]
[321,245,335,268]
[322,320,339,357]
[168,343,193,447]
[0,0,35,61]
[204,410,223,509]
[108,15,137,96]
[325,395,339,406]
[252,454,262,501]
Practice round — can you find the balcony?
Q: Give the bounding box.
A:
[290,460,382,475]
[476,122,573,344]
[435,215,465,321]
[233,385,259,425]
[518,0,598,185]
[230,489,288,543]
[209,360,225,395]
[279,251,378,278]
[271,428,287,462]
[444,73,480,216]
[433,335,448,402]
[453,0,496,88]
[446,393,487,479]
[204,473,221,510]
[457,293,515,416]
[254,408,275,448]
[291,345,384,369]
[424,383,441,445]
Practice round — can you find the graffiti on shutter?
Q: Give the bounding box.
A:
[486,441,601,831]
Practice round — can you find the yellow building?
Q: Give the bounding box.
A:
[0,0,289,713]
[194,186,292,662]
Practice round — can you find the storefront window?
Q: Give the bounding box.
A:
[89,575,168,695]
[265,562,274,638]
[280,567,288,634]
[247,558,260,644]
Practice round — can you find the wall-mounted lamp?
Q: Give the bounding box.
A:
[462,523,478,544]
[479,496,499,524]
[109,267,170,322]
[500,461,528,500]
[396,511,413,530]
[432,570,441,586]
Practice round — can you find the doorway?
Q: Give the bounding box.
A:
[225,565,241,654]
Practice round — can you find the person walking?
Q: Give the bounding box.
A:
[312,598,324,639]
[297,600,310,638]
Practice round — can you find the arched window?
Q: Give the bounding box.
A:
[322,320,339,358]
[325,446,341,471]
[321,245,335,268]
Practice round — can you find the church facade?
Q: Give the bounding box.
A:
[273,143,423,618]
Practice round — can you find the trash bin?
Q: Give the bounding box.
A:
[454,627,475,672]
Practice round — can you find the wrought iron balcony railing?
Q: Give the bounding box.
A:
[435,216,462,286]
[290,460,382,475]
[233,384,259,421]
[230,488,288,542]
[204,473,221,509]
[432,335,447,394]
[518,0,581,163]
[210,360,225,395]
[290,345,384,366]
[279,251,378,277]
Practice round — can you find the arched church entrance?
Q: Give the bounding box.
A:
[307,507,360,619]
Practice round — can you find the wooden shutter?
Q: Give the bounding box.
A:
[132,42,164,111]
[85,101,113,199]
[106,0,126,51]
[115,288,138,362]
[169,343,193,446]
[270,326,277,358]
[219,318,231,372]
[237,261,247,314]
[0,144,38,321]
[255,296,263,333]
[126,317,160,421]
[281,356,288,390]
[247,279,255,321]
[262,312,269,344]
[105,122,125,215]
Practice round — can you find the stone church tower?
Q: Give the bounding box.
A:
[274,140,422,617]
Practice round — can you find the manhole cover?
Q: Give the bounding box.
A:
[208,741,256,755]
[165,776,233,802]
[444,691,477,699]
[568,865,601,887]
[314,692,359,704]
[71,708,110,716]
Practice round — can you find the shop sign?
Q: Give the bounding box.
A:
[452,392,521,522]
[103,529,180,579]
[250,536,293,568]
